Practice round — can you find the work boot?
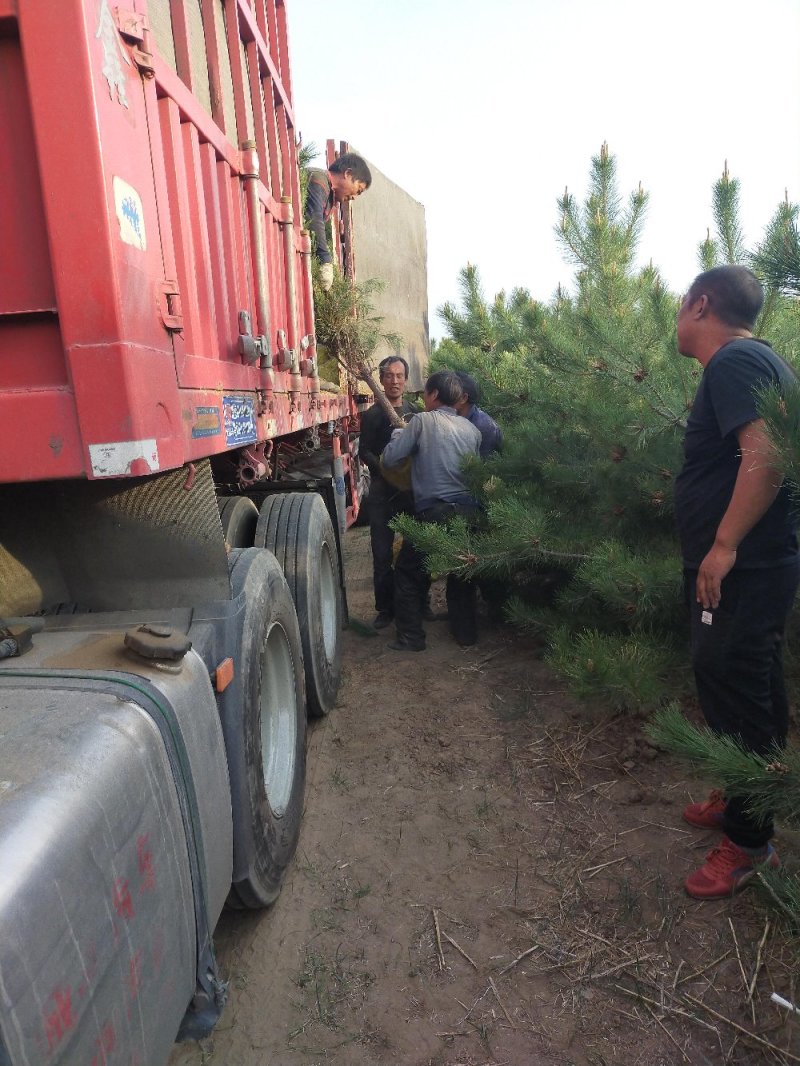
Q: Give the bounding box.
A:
[683,788,726,830]
[387,636,426,653]
[373,611,393,630]
[684,837,779,899]
[450,617,477,647]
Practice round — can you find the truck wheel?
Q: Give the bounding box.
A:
[220,495,259,548]
[255,493,342,717]
[226,548,306,908]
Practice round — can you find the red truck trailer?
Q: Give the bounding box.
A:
[0,1,364,1061]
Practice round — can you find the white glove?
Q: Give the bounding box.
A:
[319,262,334,291]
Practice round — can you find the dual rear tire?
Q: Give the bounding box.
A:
[222,491,343,908]
[219,496,259,548]
[225,548,306,908]
[255,493,343,718]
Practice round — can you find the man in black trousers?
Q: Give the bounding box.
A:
[382,370,482,651]
[358,356,416,629]
[674,265,799,899]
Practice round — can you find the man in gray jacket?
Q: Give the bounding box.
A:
[382,370,482,651]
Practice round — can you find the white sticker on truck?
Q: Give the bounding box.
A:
[113,176,146,251]
[89,440,160,478]
[96,0,131,107]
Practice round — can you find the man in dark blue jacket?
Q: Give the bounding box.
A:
[454,372,503,457]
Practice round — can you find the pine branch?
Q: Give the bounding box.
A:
[757,381,800,499]
[751,196,800,295]
[713,162,746,265]
[648,707,800,827]
[431,150,800,714]
[548,627,676,712]
[755,867,800,932]
[313,268,407,424]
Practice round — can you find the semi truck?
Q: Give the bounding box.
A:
[0,0,366,1060]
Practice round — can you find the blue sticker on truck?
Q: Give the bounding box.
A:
[191,406,222,439]
[223,395,257,447]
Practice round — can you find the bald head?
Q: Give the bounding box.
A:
[686,266,764,330]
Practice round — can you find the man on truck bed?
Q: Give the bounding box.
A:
[304,152,372,290]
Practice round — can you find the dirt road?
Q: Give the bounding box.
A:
[170,529,800,1066]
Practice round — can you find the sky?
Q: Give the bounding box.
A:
[288,0,800,341]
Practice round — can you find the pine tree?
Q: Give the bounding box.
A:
[752,195,800,488]
[425,150,800,927]
[397,149,800,712]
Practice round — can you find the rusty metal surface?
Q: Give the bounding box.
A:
[0,461,229,615]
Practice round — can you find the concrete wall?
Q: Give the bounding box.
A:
[351,156,429,391]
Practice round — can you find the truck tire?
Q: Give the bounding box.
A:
[226,548,306,908]
[220,495,259,548]
[255,493,342,717]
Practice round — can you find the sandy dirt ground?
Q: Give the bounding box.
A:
[170,529,800,1066]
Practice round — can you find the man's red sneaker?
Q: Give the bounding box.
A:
[684,836,779,899]
[683,788,726,830]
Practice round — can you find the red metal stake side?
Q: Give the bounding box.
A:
[0,0,354,487]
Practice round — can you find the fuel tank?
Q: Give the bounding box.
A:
[0,626,233,1065]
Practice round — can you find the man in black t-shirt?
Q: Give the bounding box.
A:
[673,265,799,900]
[359,356,416,628]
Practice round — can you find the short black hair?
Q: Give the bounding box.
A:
[379,355,409,380]
[455,372,479,406]
[424,370,464,407]
[329,152,372,188]
[687,265,764,330]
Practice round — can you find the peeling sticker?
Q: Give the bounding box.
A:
[89,440,159,478]
[113,177,146,250]
[96,0,131,107]
[191,406,222,439]
[223,396,257,447]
